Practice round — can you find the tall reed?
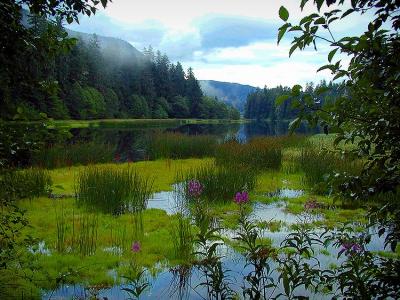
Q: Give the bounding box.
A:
[55,203,68,253]
[146,132,217,159]
[75,166,153,214]
[1,168,52,200]
[170,213,194,263]
[74,213,98,256]
[215,137,284,171]
[177,163,257,204]
[299,147,363,191]
[32,142,115,169]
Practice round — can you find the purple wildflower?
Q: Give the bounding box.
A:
[131,241,141,253]
[340,240,363,254]
[234,191,249,204]
[304,199,319,210]
[188,180,203,197]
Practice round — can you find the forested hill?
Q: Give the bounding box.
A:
[199,80,257,112]
[1,13,239,120]
[244,82,345,120]
[67,29,144,66]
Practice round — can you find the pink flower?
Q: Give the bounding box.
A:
[188,180,203,197]
[131,241,141,253]
[234,191,249,204]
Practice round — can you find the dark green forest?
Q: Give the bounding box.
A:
[244,81,345,120]
[0,13,240,120]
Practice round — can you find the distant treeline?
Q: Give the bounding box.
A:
[244,81,345,120]
[0,14,239,120]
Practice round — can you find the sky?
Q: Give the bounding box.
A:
[67,0,368,88]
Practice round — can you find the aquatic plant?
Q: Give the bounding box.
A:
[193,208,234,299]
[75,166,153,214]
[74,213,98,257]
[146,132,217,159]
[170,213,194,263]
[32,142,115,169]
[55,203,68,253]
[0,168,52,200]
[121,264,150,300]
[178,164,257,204]
[298,147,363,194]
[235,201,278,300]
[215,136,289,171]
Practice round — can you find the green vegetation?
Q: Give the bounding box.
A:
[147,132,217,160]
[76,165,154,214]
[0,167,52,200]
[33,142,115,169]
[178,163,258,204]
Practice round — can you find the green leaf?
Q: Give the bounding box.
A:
[328,48,338,63]
[289,44,297,57]
[279,6,289,22]
[278,24,289,44]
[314,17,325,25]
[275,94,290,105]
[282,272,291,295]
[100,0,108,8]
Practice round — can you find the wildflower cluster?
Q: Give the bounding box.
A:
[187,180,203,198]
[234,191,249,204]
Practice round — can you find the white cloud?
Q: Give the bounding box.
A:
[67,0,362,87]
[185,61,331,88]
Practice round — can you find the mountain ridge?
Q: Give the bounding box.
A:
[199,80,257,112]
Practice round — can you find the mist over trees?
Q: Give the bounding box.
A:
[244,81,344,120]
[0,13,239,120]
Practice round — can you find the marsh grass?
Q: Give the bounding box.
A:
[74,213,98,256]
[170,213,194,263]
[177,163,257,204]
[215,136,297,171]
[146,132,217,159]
[75,166,154,214]
[0,168,52,200]
[32,142,115,169]
[55,203,68,253]
[299,146,363,192]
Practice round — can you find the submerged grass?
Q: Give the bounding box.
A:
[75,166,153,214]
[146,132,217,159]
[32,142,115,169]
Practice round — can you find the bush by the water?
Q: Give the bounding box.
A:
[76,166,153,214]
[146,132,217,159]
